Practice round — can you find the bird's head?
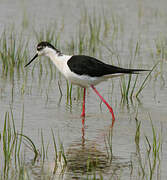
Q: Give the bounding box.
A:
[25,41,61,67]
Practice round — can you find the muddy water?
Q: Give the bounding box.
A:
[0,0,167,179]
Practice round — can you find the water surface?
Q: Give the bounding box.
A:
[0,0,167,179]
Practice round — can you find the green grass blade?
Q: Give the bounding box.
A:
[136,61,160,98]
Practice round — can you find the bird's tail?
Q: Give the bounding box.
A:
[104,66,150,79]
[121,68,150,74]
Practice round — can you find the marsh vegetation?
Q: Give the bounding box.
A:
[0,0,166,179]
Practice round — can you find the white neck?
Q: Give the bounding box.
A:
[44,47,60,59]
[44,47,72,76]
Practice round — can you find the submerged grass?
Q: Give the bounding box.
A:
[1,109,25,179]
[0,29,29,79]
[135,61,160,98]
[120,60,159,102]
[0,108,68,180]
[134,114,162,179]
[104,128,113,162]
[0,105,164,179]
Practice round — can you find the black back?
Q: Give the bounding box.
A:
[67,55,135,77]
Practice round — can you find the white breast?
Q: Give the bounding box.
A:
[48,52,72,76]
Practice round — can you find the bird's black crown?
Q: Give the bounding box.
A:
[37,41,62,55]
[37,41,56,51]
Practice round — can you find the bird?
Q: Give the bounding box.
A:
[25,41,149,127]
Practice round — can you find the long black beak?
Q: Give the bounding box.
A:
[24,54,38,67]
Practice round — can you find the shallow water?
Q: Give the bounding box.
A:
[0,0,167,179]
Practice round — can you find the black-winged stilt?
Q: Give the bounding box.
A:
[25,41,149,126]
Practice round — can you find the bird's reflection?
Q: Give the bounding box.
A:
[26,117,131,180]
[81,117,85,146]
[64,119,131,179]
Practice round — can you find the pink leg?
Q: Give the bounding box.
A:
[81,88,86,117]
[91,85,115,127]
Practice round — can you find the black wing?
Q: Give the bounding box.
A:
[67,55,148,77]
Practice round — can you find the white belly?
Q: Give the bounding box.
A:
[64,69,106,87]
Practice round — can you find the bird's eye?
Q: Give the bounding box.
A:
[37,46,43,51]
